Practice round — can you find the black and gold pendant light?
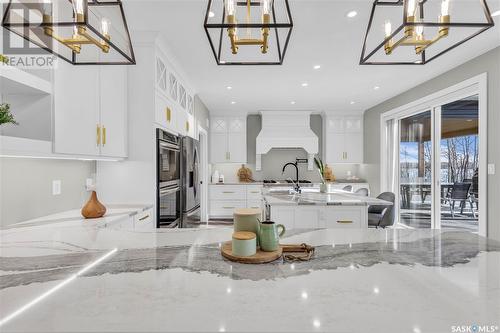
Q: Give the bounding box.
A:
[2,0,135,65]
[204,0,293,65]
[360,0,495,65]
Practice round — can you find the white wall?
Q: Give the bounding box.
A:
[0,157,95,226]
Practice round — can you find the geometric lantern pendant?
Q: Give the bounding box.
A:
[204,0,293,65]
[2,0,135,65]
[360,0,495,65]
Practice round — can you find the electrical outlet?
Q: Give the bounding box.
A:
[85,178,94,191]
[52,180,61,195]
[488,164,495,175]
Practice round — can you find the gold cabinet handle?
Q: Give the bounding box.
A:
[97,125,101,145]
[165,107,171,122]
[250,191,260,194]
[222,191,235,194]
[138,214,150,221]
[337,220,353,224]
[102,126,106,146]
[228,152,231,160]
[186,121,189,132]
[223,206,235,209]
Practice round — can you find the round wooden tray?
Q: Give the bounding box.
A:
[221,241,282,264]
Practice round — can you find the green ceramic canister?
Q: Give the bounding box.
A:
[232,231,257,257]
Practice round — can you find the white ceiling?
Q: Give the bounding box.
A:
[123,0,500,114]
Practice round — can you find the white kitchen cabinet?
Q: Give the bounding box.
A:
[209,184,262,219]
[155,93,176,132]
[99,66,127,158]
[134,208,154,230]
[324,114,363,164]
[210,116,246,163]
[269,205,368,230]
[211,132,228,163]
[54,61,100,156]
[54,61,127,158]
[295,207,323,228]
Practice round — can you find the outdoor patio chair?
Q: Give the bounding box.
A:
[368,192,395,228]
[355,188,369,196]
[442,182,472,218]
[342,185,353,192]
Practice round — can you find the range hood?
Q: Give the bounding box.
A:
[255,111,318,171]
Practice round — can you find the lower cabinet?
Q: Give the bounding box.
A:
[209,184,263,219]
[110,208,154,231]
[270,205,367,230]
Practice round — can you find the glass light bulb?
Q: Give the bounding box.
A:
[226,0,235,16]
[407,0,417,17]
[72,0,84,15]
[262,0,272,15]
[384,20,392,37]
[416,25,424,36]
[441,0,449,16]
[42,0,52,16]
[101,18,110,36]
[72,26,79,38]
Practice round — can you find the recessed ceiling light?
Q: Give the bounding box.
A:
[373,86,380,90]
[302,82,309,87]
[346,10,358,18]
[231,101,236,104]
[226,86,232,90]
[492,10,500,17]
[313,65,321,70]
[220,61,226,64]
[208,11,215,18]
[350,101,356,105]
[291,101,296,105]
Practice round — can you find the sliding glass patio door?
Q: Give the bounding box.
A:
[438,95,479,232]
[387,94,481,232]
[399,110,434,229]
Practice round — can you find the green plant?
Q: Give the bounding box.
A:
[0,103,18,126]
[314,156,326,184]
[0,54,8,64]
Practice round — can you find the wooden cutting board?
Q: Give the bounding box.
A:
[221,241,282,264]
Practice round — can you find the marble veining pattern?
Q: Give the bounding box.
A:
[1,217,499,332]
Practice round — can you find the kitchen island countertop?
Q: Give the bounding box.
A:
[1,215,499,332]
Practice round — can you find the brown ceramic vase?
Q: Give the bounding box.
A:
[81,191,106,219]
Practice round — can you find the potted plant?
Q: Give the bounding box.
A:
[314,157,327,193]
[0,54,8,65]
[0,103,18,126]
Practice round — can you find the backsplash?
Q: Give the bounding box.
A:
[212,161,363,183]
[0,157,95,227]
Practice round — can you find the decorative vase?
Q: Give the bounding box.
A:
[81,191,106,219]
[320,183,328,193]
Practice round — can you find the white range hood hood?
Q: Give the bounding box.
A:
[255,111,318,171]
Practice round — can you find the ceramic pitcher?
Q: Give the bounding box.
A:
[258,221,286,252]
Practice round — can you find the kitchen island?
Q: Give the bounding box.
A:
[263,187,393,229]
[1,218,499,332]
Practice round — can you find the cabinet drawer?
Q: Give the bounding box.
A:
[134,208,154,230]
[325,208,362,228]
[246,200,262,210]
[209,185,246,200]
[246,186,262,201]
[210,200,246,217]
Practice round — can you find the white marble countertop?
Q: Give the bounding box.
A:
[263,188,393,206]
[1,216,499,332]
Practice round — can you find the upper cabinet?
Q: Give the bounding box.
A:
[324,115,363,164]
[210,116,247,164]
[154,52,195,139]
[53,61,127,158]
